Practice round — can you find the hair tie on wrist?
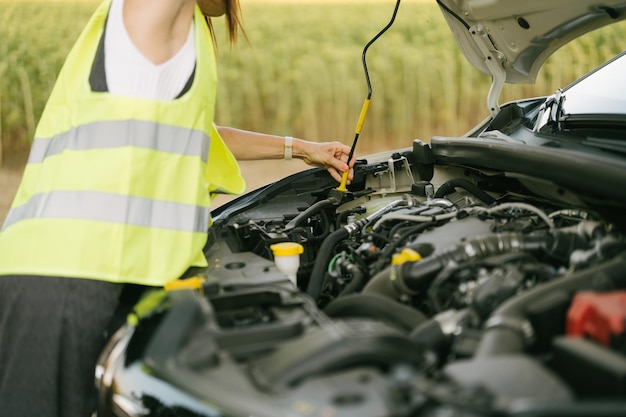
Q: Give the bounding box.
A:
[284,136,293,161]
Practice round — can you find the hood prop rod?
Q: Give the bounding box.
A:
[336,0,402,193]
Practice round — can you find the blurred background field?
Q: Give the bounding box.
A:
[1,0,626,217]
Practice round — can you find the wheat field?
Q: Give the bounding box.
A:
[1,0,625,218]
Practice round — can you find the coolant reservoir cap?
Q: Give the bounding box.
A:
[270,242,304,257]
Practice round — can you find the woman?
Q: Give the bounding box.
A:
[0,1,354,416]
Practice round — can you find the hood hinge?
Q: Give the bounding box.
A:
[469,24,506,118]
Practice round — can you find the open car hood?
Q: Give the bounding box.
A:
[436,0,626,114]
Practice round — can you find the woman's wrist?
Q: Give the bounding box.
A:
[283,136,293,161]
[286,137,307,161]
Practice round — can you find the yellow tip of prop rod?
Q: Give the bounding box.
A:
[336,98,371,192]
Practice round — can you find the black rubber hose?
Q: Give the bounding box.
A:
[323,293,427,332]
[361,266,403,299]
[409,320,449,359]
[306,228,350,300]
[307,199,409,301]
[434,178,496,205]
[475,251,626,357]
[337,263,365,296]
[363,231,582,302]
[399,233,547,294]
[284,198,336,230]
[380,223,433,261]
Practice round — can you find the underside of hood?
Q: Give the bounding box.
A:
[436,0,626,114]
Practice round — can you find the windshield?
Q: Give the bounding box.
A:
[561,51,626,116]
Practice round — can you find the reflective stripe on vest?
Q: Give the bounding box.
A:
[3,191,210,233]
[27,120,210,165]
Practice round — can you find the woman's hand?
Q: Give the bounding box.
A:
[296,139,355,184]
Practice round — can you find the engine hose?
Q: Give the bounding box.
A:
[337,263,365,296]
[363,230,591,301]
[284,198,337,230]
[409,320,450,360]
[323,293,427,332]
[400,232,546,294]
[307,199,409,301]
[401,228,600,294]
[306,228,350,300]
[475,251,626,357]
[434,178,497,205]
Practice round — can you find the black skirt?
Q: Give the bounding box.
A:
[0,275,124,417]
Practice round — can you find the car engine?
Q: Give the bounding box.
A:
[96,133,626,417]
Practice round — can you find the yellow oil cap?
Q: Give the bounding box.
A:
[391,248,422,265]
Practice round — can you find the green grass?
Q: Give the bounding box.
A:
[0,2,97,161]
[1,1,625,164]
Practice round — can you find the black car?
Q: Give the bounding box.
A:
[96,1,626,416]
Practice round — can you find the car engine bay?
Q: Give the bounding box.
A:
[97,124,626,417]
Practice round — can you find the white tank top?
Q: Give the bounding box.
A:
[104,0,196,101]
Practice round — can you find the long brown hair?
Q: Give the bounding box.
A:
[205,0,247,49]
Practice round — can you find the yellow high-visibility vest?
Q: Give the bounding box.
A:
[0,0,245,286]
